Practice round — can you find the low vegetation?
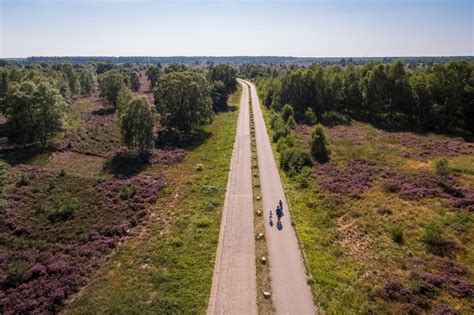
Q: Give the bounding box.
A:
[255,61,473,313]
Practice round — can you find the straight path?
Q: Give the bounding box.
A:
[207,81,257,315]
[244,80,316,314]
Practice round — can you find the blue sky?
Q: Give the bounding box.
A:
[0,0,472,57]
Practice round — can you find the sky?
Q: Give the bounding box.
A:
[0,0,472,58]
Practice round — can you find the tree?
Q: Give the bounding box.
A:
[4,81,65,146]
[208,64,237,93]
[208,64,237,111]
[98,70,127,109]
[120,97,155,155]
[310,124,329,163]
[210,80,228,111]
[129,71,141,92]
[282,104,295,122]
[154,71,213,138]
[146,65,161,89]
[387,60,413,122]
[342,64,363,116]
[78,68,96,95]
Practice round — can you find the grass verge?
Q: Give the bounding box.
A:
[64,87,241,314]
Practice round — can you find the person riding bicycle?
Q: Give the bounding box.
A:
[276,205,283,223]
[279,200,283,214]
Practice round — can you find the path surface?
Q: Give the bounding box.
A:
[207,81,257,314]
[245,80,316,314]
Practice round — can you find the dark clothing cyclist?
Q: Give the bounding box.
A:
[276,206,283,223]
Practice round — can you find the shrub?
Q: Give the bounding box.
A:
[286,115,296,129]
[272,115,288,143]
[58,169,66,177]
[47,198,76,222]
[421,221,444,246]
[295,167,312,188]
[310,124,329,163]
[282,104,295,122]
[276,135,294,153]
[280,147,313,175]
[196,218,212,228]
[304,107,317,124]
[434,158,450,176]
[16,173,29,187]
[3,263,28,289]
[390,225,404,244]
[120,184,136,200]
[195,163,204,171]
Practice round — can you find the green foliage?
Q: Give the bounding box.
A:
[98,70,127,109]
[276,134,294,153]
[4,80,65,146]
[310,124,329,163]
[210,80,228,111]
[4,263,28,289]
[154,71,213,139]
[282,104,295,122]
[421,221,444,246]
[304,107,317,124]
[208,64,237,93]
[287,115,296,129]
[390,225,404,244]
[434,158,450,176]
[58,169,66,177]
[271,114,288,143]
[195,163,204,171]
[78,67,96,95]
[47,197,77,223]
[295,166,312,188]
[280,147,313,176]
[129,71,141,92]
[146,65,161,89]
[120,185,136,200]
[120,97,155,155]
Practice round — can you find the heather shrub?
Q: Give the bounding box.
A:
[390,225,404,244]
[119,184,136,200]
[381,179,401,193]
[3,262,28,289]
[280,147,313,176]
[16,173,29,187]
[47,197,76,222]
[310,124,329,163]
[434,158,450,176]
[282,104,295,122]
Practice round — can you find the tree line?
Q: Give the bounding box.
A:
[255,60,473,133]
[0,62,237,156]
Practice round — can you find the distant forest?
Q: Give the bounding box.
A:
[2,56,473,67]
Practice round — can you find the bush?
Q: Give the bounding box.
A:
[3,263,28,289]
[16,173,29,187]
[47,198,76,222]
[434,158,450,176]
[195,163,204,171]
[280,147,313,176]
[295,167,312,188]
[390,225,404,244]
[196,218,212,228]
[276,135,294,153]
[120,185,136,199]
[282,104,295,122]
[58,169,66,177]
[304,107,317,124]
[287,115,296,129]
[310,124,329,163]
[421,221,444,246]
[272,115,288,143]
